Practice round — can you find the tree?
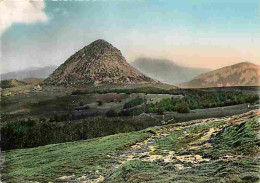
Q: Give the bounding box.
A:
[106,109,118,117]
[79,102,84,106]
[157,108,164,115]
[176,101,190,113]
[97,101,103,106]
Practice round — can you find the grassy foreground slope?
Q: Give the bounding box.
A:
[3,131,154,182]
[2,111,260,183]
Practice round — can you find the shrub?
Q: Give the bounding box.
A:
[83,105,90,110]
[1,119,37,150]
[146,90,259,114]
[106,109,118,117]
[49,117,55,122]
[124,97,145,109]
[97,101,103,106]
[39,118,46,122]
[1,116,151,151]
[245,94,259,104]
[157,108,164,115]
[119,109,131,116]
[54,114,60,122]
[71,90,82,95]
[134,108,144,116]
[110,99,115,102]
[176,101,190,113]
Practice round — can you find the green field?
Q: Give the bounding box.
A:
[2,130,153,182]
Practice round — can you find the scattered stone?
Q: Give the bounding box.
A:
[174,164,185,170]
[57,174,75,182]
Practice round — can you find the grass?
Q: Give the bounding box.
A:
[3,116,260,183]
[107,160,162,182]
[106,117,260,183]
[106,157,260,183]
[197,117,260,159]
[154,120,226,154]
[168,157,260,183]
[153,117,259,158]
[3,130,153,183]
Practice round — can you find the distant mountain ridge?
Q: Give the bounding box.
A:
[178,62,260,88]
[43,39,154,86]
[131,58,210,85]
[1,66,57,81]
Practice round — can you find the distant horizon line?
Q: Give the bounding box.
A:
[1,59,258,75]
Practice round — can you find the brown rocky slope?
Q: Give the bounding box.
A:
[43,39,154,86]
[178,62,260,88]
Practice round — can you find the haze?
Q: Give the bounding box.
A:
[1,0,260,73]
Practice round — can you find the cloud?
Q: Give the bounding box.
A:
[0,0,48,35]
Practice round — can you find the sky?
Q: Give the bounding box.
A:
[0,0,260,73]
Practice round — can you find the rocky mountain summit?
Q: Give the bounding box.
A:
[43,39,154,86]
[178,62,260,88]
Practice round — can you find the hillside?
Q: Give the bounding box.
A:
[0,79,27,89]
[23,78,44,84]
[178,62,260,88]
[43,40,154,86]
[131,58,210,85]
[0,78,44,97]
[1,66,57,81]
[2,111,259,183]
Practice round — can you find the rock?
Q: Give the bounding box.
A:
[77,175,88,181]
[57,174,75,182]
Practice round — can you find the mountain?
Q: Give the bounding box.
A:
[178,62,260,88]
[1,66,57,81]
[131,58,210,85]
[43,39,154,86]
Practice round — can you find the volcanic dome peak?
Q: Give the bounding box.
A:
[43,39,154,86]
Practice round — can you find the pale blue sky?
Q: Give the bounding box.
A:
[1,0,259,73]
